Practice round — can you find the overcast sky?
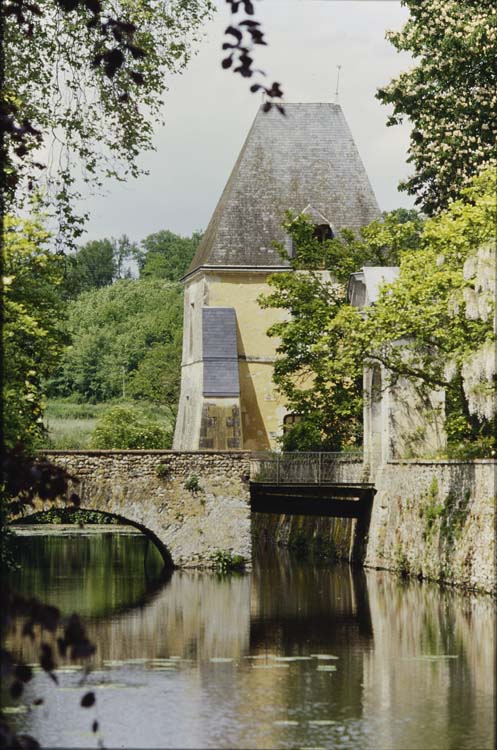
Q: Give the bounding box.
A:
[82,0,414,243]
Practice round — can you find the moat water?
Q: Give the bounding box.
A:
[3,526,495,749]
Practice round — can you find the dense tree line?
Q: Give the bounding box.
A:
[3,225,201,453]
[48,279,183,412]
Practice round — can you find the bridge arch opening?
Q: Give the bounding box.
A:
[10,507,174,572]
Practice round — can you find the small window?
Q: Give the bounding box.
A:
[313,224,334,243]
[289,224,333,262]
[283,413,302,434]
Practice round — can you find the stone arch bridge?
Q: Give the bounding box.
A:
[16,450,369,569]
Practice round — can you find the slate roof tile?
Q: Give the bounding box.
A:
[187,103,381,276]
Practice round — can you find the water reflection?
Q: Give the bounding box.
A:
[3,528,495,749]
[8,526,167,617]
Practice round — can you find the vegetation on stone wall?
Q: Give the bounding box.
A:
[211,550,245,573]
[20,509,120,525]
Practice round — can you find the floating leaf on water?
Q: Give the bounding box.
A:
[123,658,149,664]
[81,691,95,708]
[401,655,459,662]
[317,665,337,672]
[273,656,312,662]
[93,682,129,690]
[56,666,83,673]
[210,658,234,663]
[2,706,28,714]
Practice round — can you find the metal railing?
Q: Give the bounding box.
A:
[250,451,363,485]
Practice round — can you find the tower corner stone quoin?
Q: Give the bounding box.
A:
[173,102,381,451]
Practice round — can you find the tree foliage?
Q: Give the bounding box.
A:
[222,0,284,113]
[2,0,214,240]
[90,405,171,449]
[48,279,183,412]
[138,229,202,282]
[378,0,497,214]
[63,235,139,297]
[358,167,497,452]
[262,171,496,455]
[284,208,423,283]
[259,209,422,450]
[2,216,66,450]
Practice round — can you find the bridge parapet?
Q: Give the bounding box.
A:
[250,452,365,485]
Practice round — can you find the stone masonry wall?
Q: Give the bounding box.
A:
[35,451,252,569]
[366,460,496,594]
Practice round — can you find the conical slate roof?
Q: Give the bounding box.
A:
[186,103,381,277]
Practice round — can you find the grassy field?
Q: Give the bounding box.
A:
[43,400,175,449]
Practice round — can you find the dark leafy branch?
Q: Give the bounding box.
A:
[222,0,284,113]
[1,0,147,202]
[1,447,101,748]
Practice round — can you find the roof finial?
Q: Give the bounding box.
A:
[335,64,342,103]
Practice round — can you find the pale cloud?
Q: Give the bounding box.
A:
[81,0,414,243]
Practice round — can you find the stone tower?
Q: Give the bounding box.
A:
[173,103,380,451]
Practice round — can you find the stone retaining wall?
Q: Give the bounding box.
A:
[34,451,252,568]
[366,460,496,594]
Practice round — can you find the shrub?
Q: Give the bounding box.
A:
[156,463,172,479]
[183,475,201,493]
[90,407,171,449]
[211,549,245,573]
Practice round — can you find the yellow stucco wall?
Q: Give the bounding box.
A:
[206,271,289,450]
